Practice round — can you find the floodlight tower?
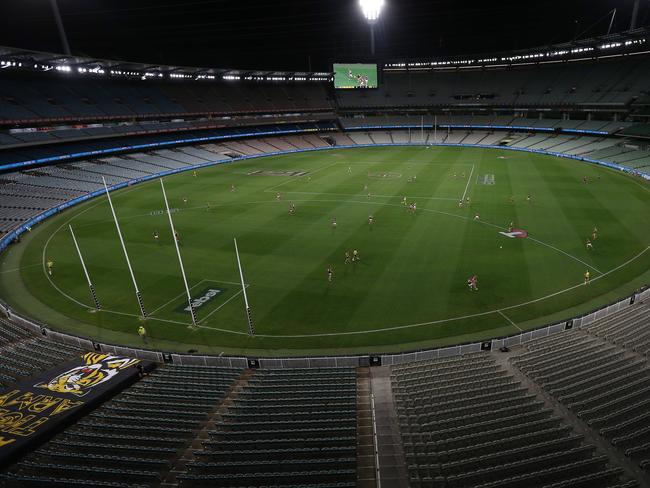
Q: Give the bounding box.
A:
[630,0,640,30]
[360,0,385,56]
[49,0,71,55]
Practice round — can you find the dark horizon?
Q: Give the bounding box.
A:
[0,0,648,72]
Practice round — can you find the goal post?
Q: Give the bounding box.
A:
[234,237,254,336]
[159,179,198,329]
[68,224,101,310]
[102,177,147,319]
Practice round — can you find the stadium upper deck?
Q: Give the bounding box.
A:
[1,29,650,176]
[0,72,334,125]
[337,54,650,110]
[1,29,649,130]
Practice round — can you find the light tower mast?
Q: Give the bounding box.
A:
[359,0,385,56]
[49,0,71,55]
[630,0,640,30]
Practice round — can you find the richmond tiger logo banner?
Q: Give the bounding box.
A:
[34,353,141,397]
[0,352,155,468]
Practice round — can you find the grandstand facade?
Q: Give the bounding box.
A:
[0,27,649,487]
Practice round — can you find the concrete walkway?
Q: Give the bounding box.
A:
[370,365,409,488]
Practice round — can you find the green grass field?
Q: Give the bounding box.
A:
[1,146,649,356]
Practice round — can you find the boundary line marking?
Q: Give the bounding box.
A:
[498,310,522,331]
[102,306,249,335]
[527,236,603,274]
[461,164,475,202]
[39,188,650,338]
[41,185,147,311]
[195,245,650,338]
[97,242,649,338]
[134,278,250,317]
[598,165,650,195]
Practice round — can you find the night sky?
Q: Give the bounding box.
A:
[0,0,647,71]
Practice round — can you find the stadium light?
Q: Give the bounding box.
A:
[360,0,385,22]
[359,0,385,56]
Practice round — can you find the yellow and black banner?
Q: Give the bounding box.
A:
[0,352,155,467]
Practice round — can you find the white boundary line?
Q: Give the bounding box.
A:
[498,310,522,331]
[36,185,245,326]
[599,165,650,194]
[38,180,650,339]
[42,195,648,337]
[461,164,475,202]
[41,187,146,311]
[102,243,650,339]
[527,236,603,274]
[103,306,249,335]
[213,245,648,338]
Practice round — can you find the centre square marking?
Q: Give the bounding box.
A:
[477,174,495,185]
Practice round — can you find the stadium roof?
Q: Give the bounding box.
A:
[1,0,649,71]
[1,28,649,82]
[0,45,333,83]
[384,27,650,71]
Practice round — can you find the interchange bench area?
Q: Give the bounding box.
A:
[0,301,648,487]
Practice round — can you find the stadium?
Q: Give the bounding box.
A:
[0,0,649,486]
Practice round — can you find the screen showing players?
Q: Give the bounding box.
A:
[334,63,378,89]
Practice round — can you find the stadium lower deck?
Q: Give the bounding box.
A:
[0,300,649,487]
